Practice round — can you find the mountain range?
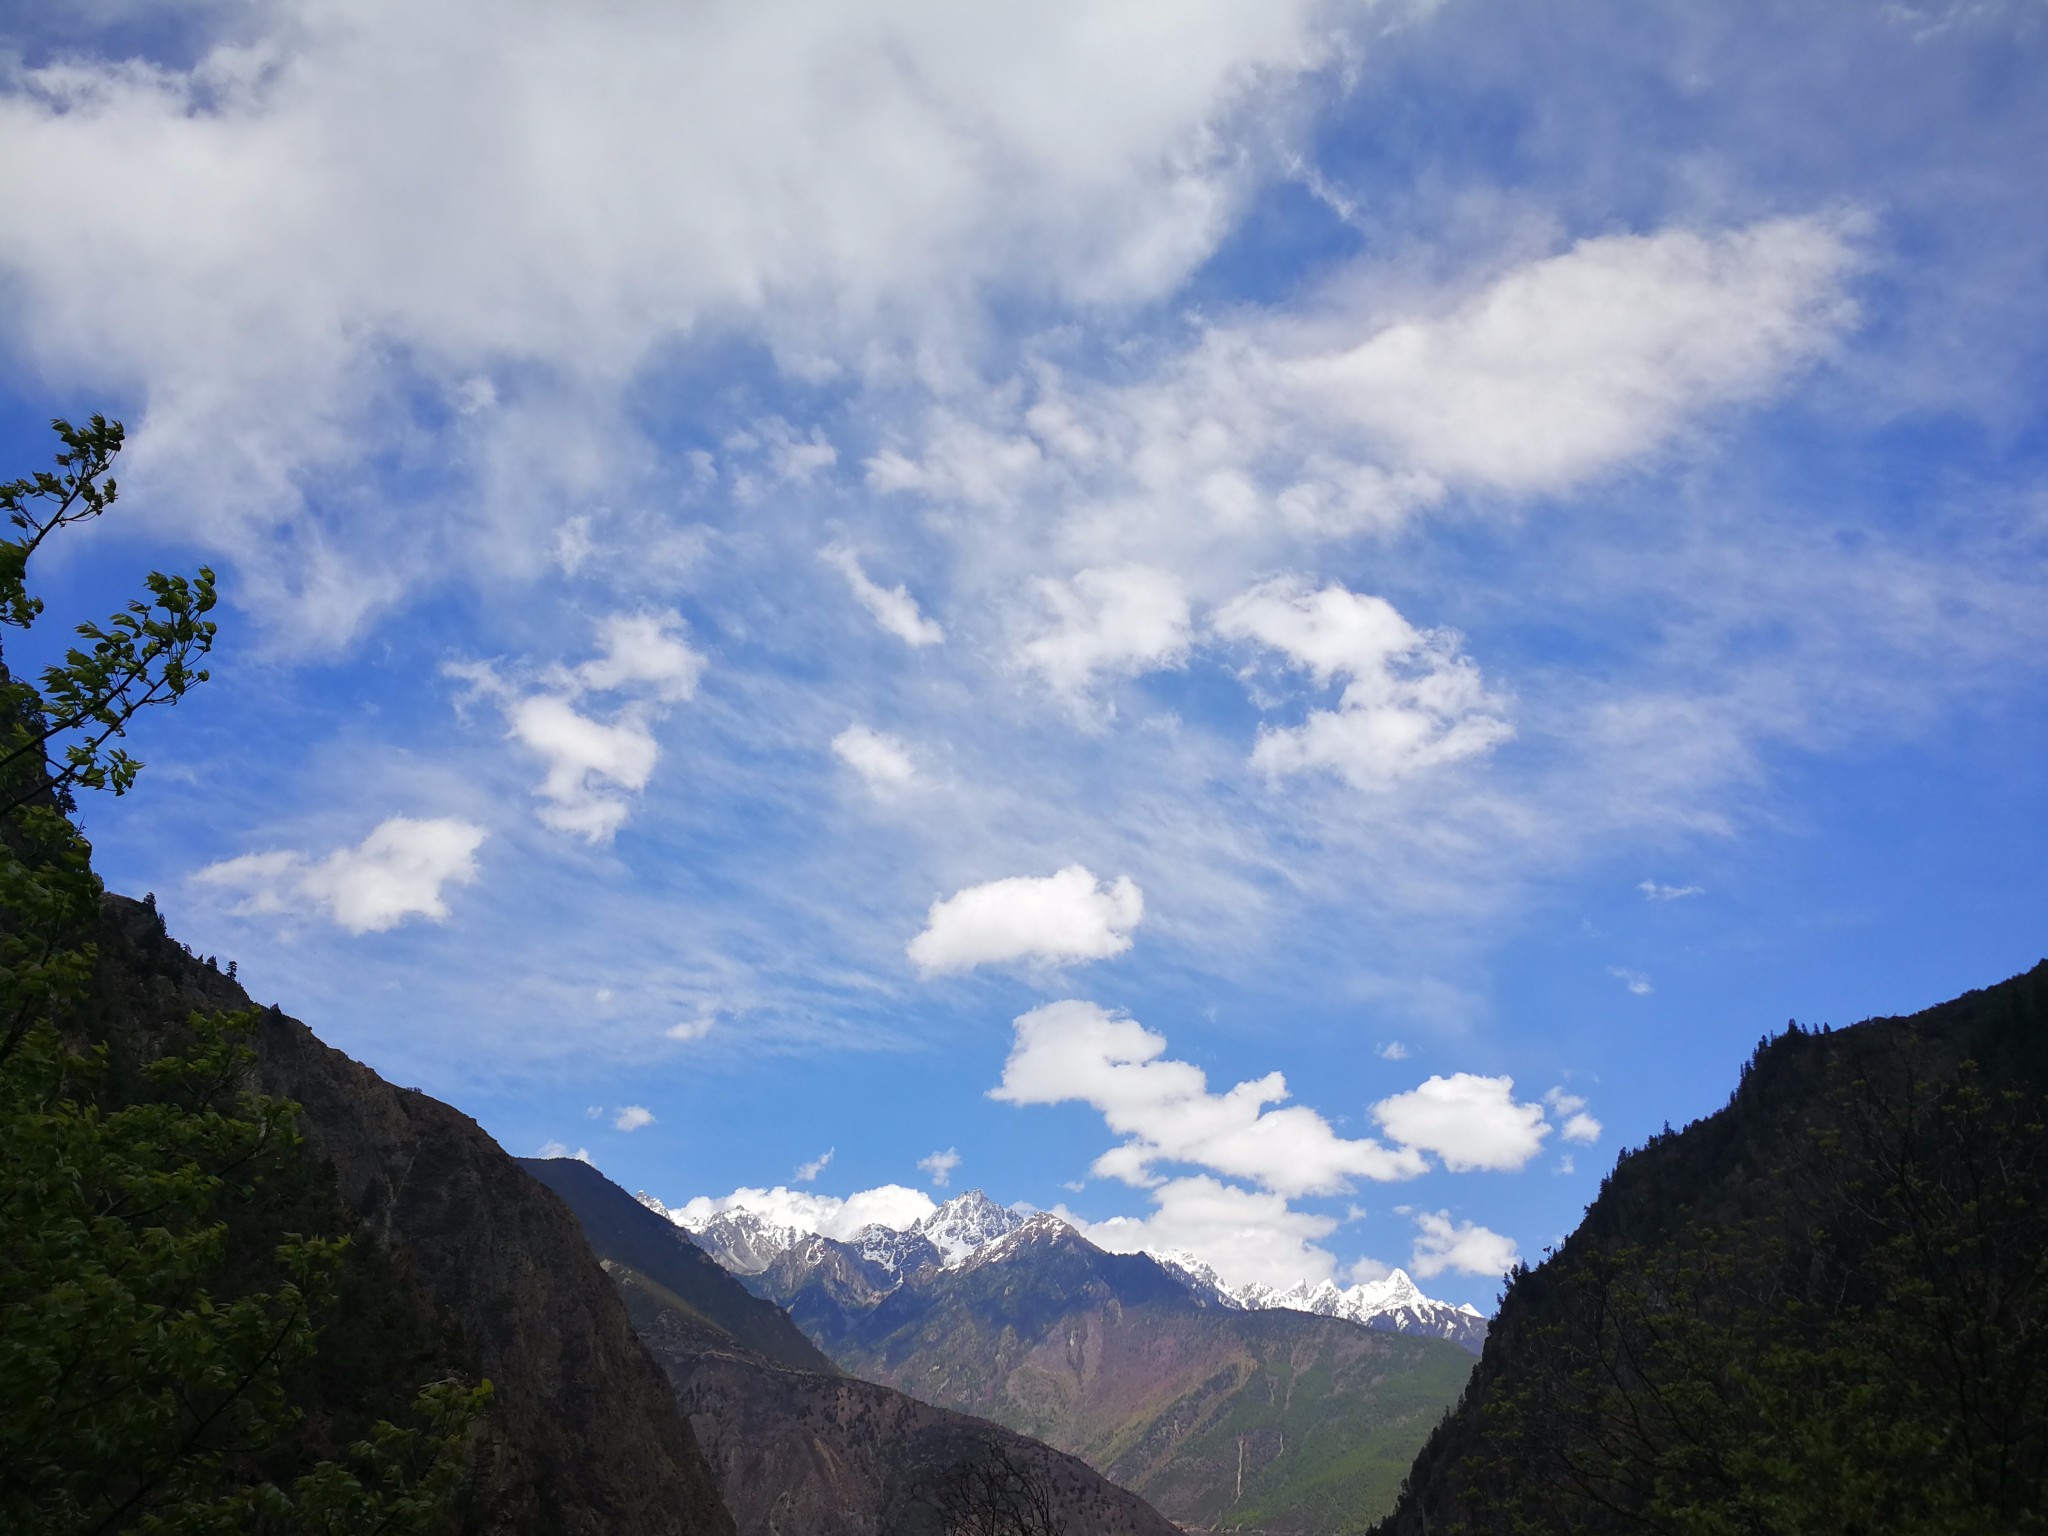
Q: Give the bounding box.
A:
[524,1157,1179,1536]
[657,1190,1477,1532]
[664,1188,1488,1354]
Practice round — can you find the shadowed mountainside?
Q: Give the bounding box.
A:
[528,1156,1183,1536]
[91,894,735,1536]
[1373,960,2048,1535]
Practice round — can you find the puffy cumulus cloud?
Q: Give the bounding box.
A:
[993,1000,1428,1197]
[196,816,486,934]
[1610,967,1655,996]
[832,724,920,792]
[919,1148,962,1187]
[675,1183,938,1240]
[567,611,708,702]
[0,0,1336,632]
[1288,216,1864,493]
[821,546,945,647]
[450,610,703,842]
[1073,1175,1341,1292]
[1216,578,1513,788]
[537,1140,593,1164]
[907,866,1143,975]
[1019,566,1192,696]
[613,1105,656,1132]
[1545,1089,1604,1144]
[795,1148,835,1182]
[1410,1210,1520,1279]
[1370,1074,1551,1173]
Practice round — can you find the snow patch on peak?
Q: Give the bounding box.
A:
[968,1211,1078,1269]
[635,1191,675,1222]
[916,1189,1030,1267]
[684,1206,807,1275]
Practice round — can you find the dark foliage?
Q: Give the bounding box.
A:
[0,419,490,1533]
[1374,965,2048,1536]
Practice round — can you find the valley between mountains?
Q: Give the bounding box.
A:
[635,1188,1481,1532]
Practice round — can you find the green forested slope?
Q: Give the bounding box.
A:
[1373,961,2048,1536]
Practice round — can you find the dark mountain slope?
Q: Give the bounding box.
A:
[534,1155,1182,1536]
[90,894,734,1536]
[520,1157,836,1374]
[792,1215,1475,1533]
[1373,960,2048,1536]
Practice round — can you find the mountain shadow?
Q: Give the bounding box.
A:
[85,893,734,1536]
[526,1157,1182,1536]
[1373,960,2048,1535]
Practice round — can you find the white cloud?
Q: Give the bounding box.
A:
[821,545,945,647]
[907,865,1143,975]
[196,816,487,934]
[1545,1089,1604,1144]
[1377,1041,1410,1061]
[570,610,708,702]
[1072,1174,1341,1292]
[1288,216,1863,493]
[0,2,1340,635]
[795,1148,835,1182]
[1639,880,1705,902]
[537,1140,593,1164]
[452,610,703,843]
[1410,1210,1519,1279]
[676,1183,938,1241]
[614,1104,656,1132]
[993,999,1428,1197]
[832,724,919,791]
[1020,565,1191,695]
[1215,577,1513,788]
[1345,1254,1394,1285]
[919,1147,962,1187]
[1370,1074,1551,1173]
[666,1012,717,1042]
[1609,967,1654,996]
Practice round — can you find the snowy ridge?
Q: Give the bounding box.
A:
[657,1187,1486,1350]
[673,1202,810,1275]
[1155,1251,1488,1351]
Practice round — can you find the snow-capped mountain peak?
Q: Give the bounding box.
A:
[915,1190,1029,1267]
[1151,1254,1485,1351]
[682,1205,808,1275]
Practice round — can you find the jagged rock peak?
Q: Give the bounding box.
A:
[964,1210,1081,1268]
[681,1205,808,1275]
[914,1189,1030,1266]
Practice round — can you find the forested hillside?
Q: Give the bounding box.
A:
[1373,963,2048,1535]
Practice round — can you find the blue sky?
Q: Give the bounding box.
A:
[3,0,2044,1307]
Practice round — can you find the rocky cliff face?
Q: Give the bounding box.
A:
[536,1158,1183,1536]
[91,894,734,1536]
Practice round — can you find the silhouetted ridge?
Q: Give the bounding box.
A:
[1373,959,2048,1535]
